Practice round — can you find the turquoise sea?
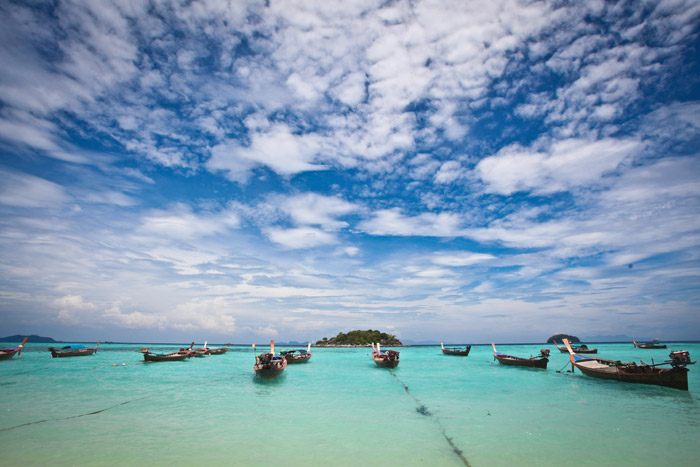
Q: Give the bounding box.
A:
[1,342,699,466]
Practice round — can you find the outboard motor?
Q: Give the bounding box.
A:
[669,351,693,366]
[540,349,550,357]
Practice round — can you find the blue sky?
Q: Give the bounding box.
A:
[1,0,699,344]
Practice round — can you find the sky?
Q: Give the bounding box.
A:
[0,0,699,345]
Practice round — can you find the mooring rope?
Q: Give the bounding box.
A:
[388,370,471,467]
[0,374,236,433]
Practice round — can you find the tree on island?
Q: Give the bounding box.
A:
[315,329,403,346]
[546,333,580,343]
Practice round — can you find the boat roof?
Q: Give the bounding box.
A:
[61,344,85,349]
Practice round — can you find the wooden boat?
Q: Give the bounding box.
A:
[564,339,691,391]
[191,341,209,357]
[254,340,287,377]
[492,343,549,369]
[281,343,312,363]
[633,339,667,349]
[371,342,400,368]
[553,339,597,354]
[206,343,231,355]
[49,341,100,358]
[0,337,29,360]
[441,342,471,356]
[141,343,193,362]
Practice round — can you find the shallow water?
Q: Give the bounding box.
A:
[1,343,699,466]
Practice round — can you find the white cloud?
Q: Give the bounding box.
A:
[170,297,237,334]
[103,306,165,329]
[0,169,69,208]
[83,190,138,207]
[434,160,465,184]
[54,295,97,326]
[279,193,359,229]
[266,226,338,249]
[476,137,643,195]
[433,252,496,267]
[139,204,240,240]
[208,124,327,180]
[358,208,464,237]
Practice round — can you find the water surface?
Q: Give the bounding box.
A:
[1,343,699,466]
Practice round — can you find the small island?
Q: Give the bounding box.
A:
[315,329,404,347]
[546,333,580,344]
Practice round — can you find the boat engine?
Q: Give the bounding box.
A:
[669,351,693,366]
[540,349,550,357]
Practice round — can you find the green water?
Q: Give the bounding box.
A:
[1,343,699,466]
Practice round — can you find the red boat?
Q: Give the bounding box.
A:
[371,343,399,368]
[282,343,312,363]
[206,343,231,355]
[633,339,667,349]
[441,342,471,356]
[0,337,29,360]
[553,339,597,354]
[492,343,549,369]
[49,342,100,358]
[191,341,209,357]
[141,343,193,362]
[564,339,691,391]
[254,340,287,377]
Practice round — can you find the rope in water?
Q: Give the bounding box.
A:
[0,374,236,433]
[388,370,471,467]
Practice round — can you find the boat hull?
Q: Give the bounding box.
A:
[442,348,470,356]
[50,348,97,358]
[254,352,287,377]
[373,357,399,368]
[254,367,286,377]
[495,355,548,369]
[143,352,190,362]
[572,356,688,390]
[285,356,311,363]
[0,349,21,360]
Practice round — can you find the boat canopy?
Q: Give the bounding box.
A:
[61,345,86,349]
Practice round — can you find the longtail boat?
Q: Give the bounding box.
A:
[633,339,667,349]
[141,343,193,362]
[441,342,471,356]
[254,340,287,377]
[191,341,209,357]
[49,341,100,358]
[281,343,312,363]
[0,337,29,360]
[371,342,400,368]
[553,339,597,354]
[492,343,549,369]
[207,343,231,355]
[563,339,691,391]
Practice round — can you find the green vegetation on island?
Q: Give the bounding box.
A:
[315,330,403,347]
[546,333,581,344]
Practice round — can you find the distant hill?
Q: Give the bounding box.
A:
[316,329,403,347]
[582,334,632,342]
[546,333,580,344]
[0,334,58,343]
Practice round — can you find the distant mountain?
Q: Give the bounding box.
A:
[582,334,632,342]
[403,339,440,345]
[0,334,58,343]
